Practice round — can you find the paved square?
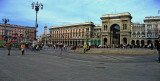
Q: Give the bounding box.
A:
[0,47,160,81]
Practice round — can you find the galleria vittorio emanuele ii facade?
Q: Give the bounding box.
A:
[48,12,160,48]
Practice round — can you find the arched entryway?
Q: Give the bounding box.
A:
[131,40,135,45]
[147,40,151,45]
[110,24,120,46]
[136,40,140,47]
[104,38,107,45]
[141,40,144,47]
[123,38,127,44]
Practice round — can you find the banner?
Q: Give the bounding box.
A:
[0,36,2,40]
[20,34,23,41]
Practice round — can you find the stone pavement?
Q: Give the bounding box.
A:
[0,47,160,81]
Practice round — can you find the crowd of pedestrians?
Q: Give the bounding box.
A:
[5,41,44,55]
[3,40,160,63]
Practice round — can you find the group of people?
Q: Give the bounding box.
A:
[7,41,26,55]
[6,41,44,56]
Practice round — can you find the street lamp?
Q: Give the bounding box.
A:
[2,18,9,42]
[31,1,43,40]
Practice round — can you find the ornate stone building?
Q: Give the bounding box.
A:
[49,22,95,46]
[101,12,132,47]
[49,12,160,47]
[131,16,160,47]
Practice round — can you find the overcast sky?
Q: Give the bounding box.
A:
[0,0,160,36]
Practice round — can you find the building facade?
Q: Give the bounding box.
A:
[101,12,132,47]
[49,12,160,47]
[49,22,96,46]
[0,24,35,43]
[131,16,160,47]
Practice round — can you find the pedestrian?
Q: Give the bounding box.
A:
[25,43,29,51]
[63,44,66,50]
[6,41,12,56]
[21,43,25,55]
[36,45,39,51]
[59,44,63,55]
[151,42,153,50]
[156,40,160,63]
[83,44,87,53]
[32,43,35,51]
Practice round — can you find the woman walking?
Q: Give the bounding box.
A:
[21,43,25,55]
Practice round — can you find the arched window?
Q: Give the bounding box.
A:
[142,32,145,37]
[137,32,140,37]
[133,32,136,37]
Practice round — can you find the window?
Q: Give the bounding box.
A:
[137,32,140,37]
[142,32,145,37]
[147,31,152,37]
[155,32,158,37]
[86,28,89,32]
[155,24,158,31]
[76,29,77,37]
[147,25,152,30]
[79,29,80,37]
[133,32,136,37]
[142,26,145,31]
[125,24,127,29]
[82,29,84,37]
[104,25,107,31]
[123,24,127,30]
[155,24,158,29]
[94,33,96,38]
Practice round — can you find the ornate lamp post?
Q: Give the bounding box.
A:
[2,18,9,42]
[31,1,43,40]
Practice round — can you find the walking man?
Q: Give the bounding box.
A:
[21,43,25,55]
[156,40,160,63]
[83,44,87,53]
[6,41,12,56]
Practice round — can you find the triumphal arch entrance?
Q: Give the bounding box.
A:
[100,12,132,47]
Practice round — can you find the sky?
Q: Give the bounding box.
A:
[0,0,160,36]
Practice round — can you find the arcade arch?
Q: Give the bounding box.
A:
[110,24,120,45]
